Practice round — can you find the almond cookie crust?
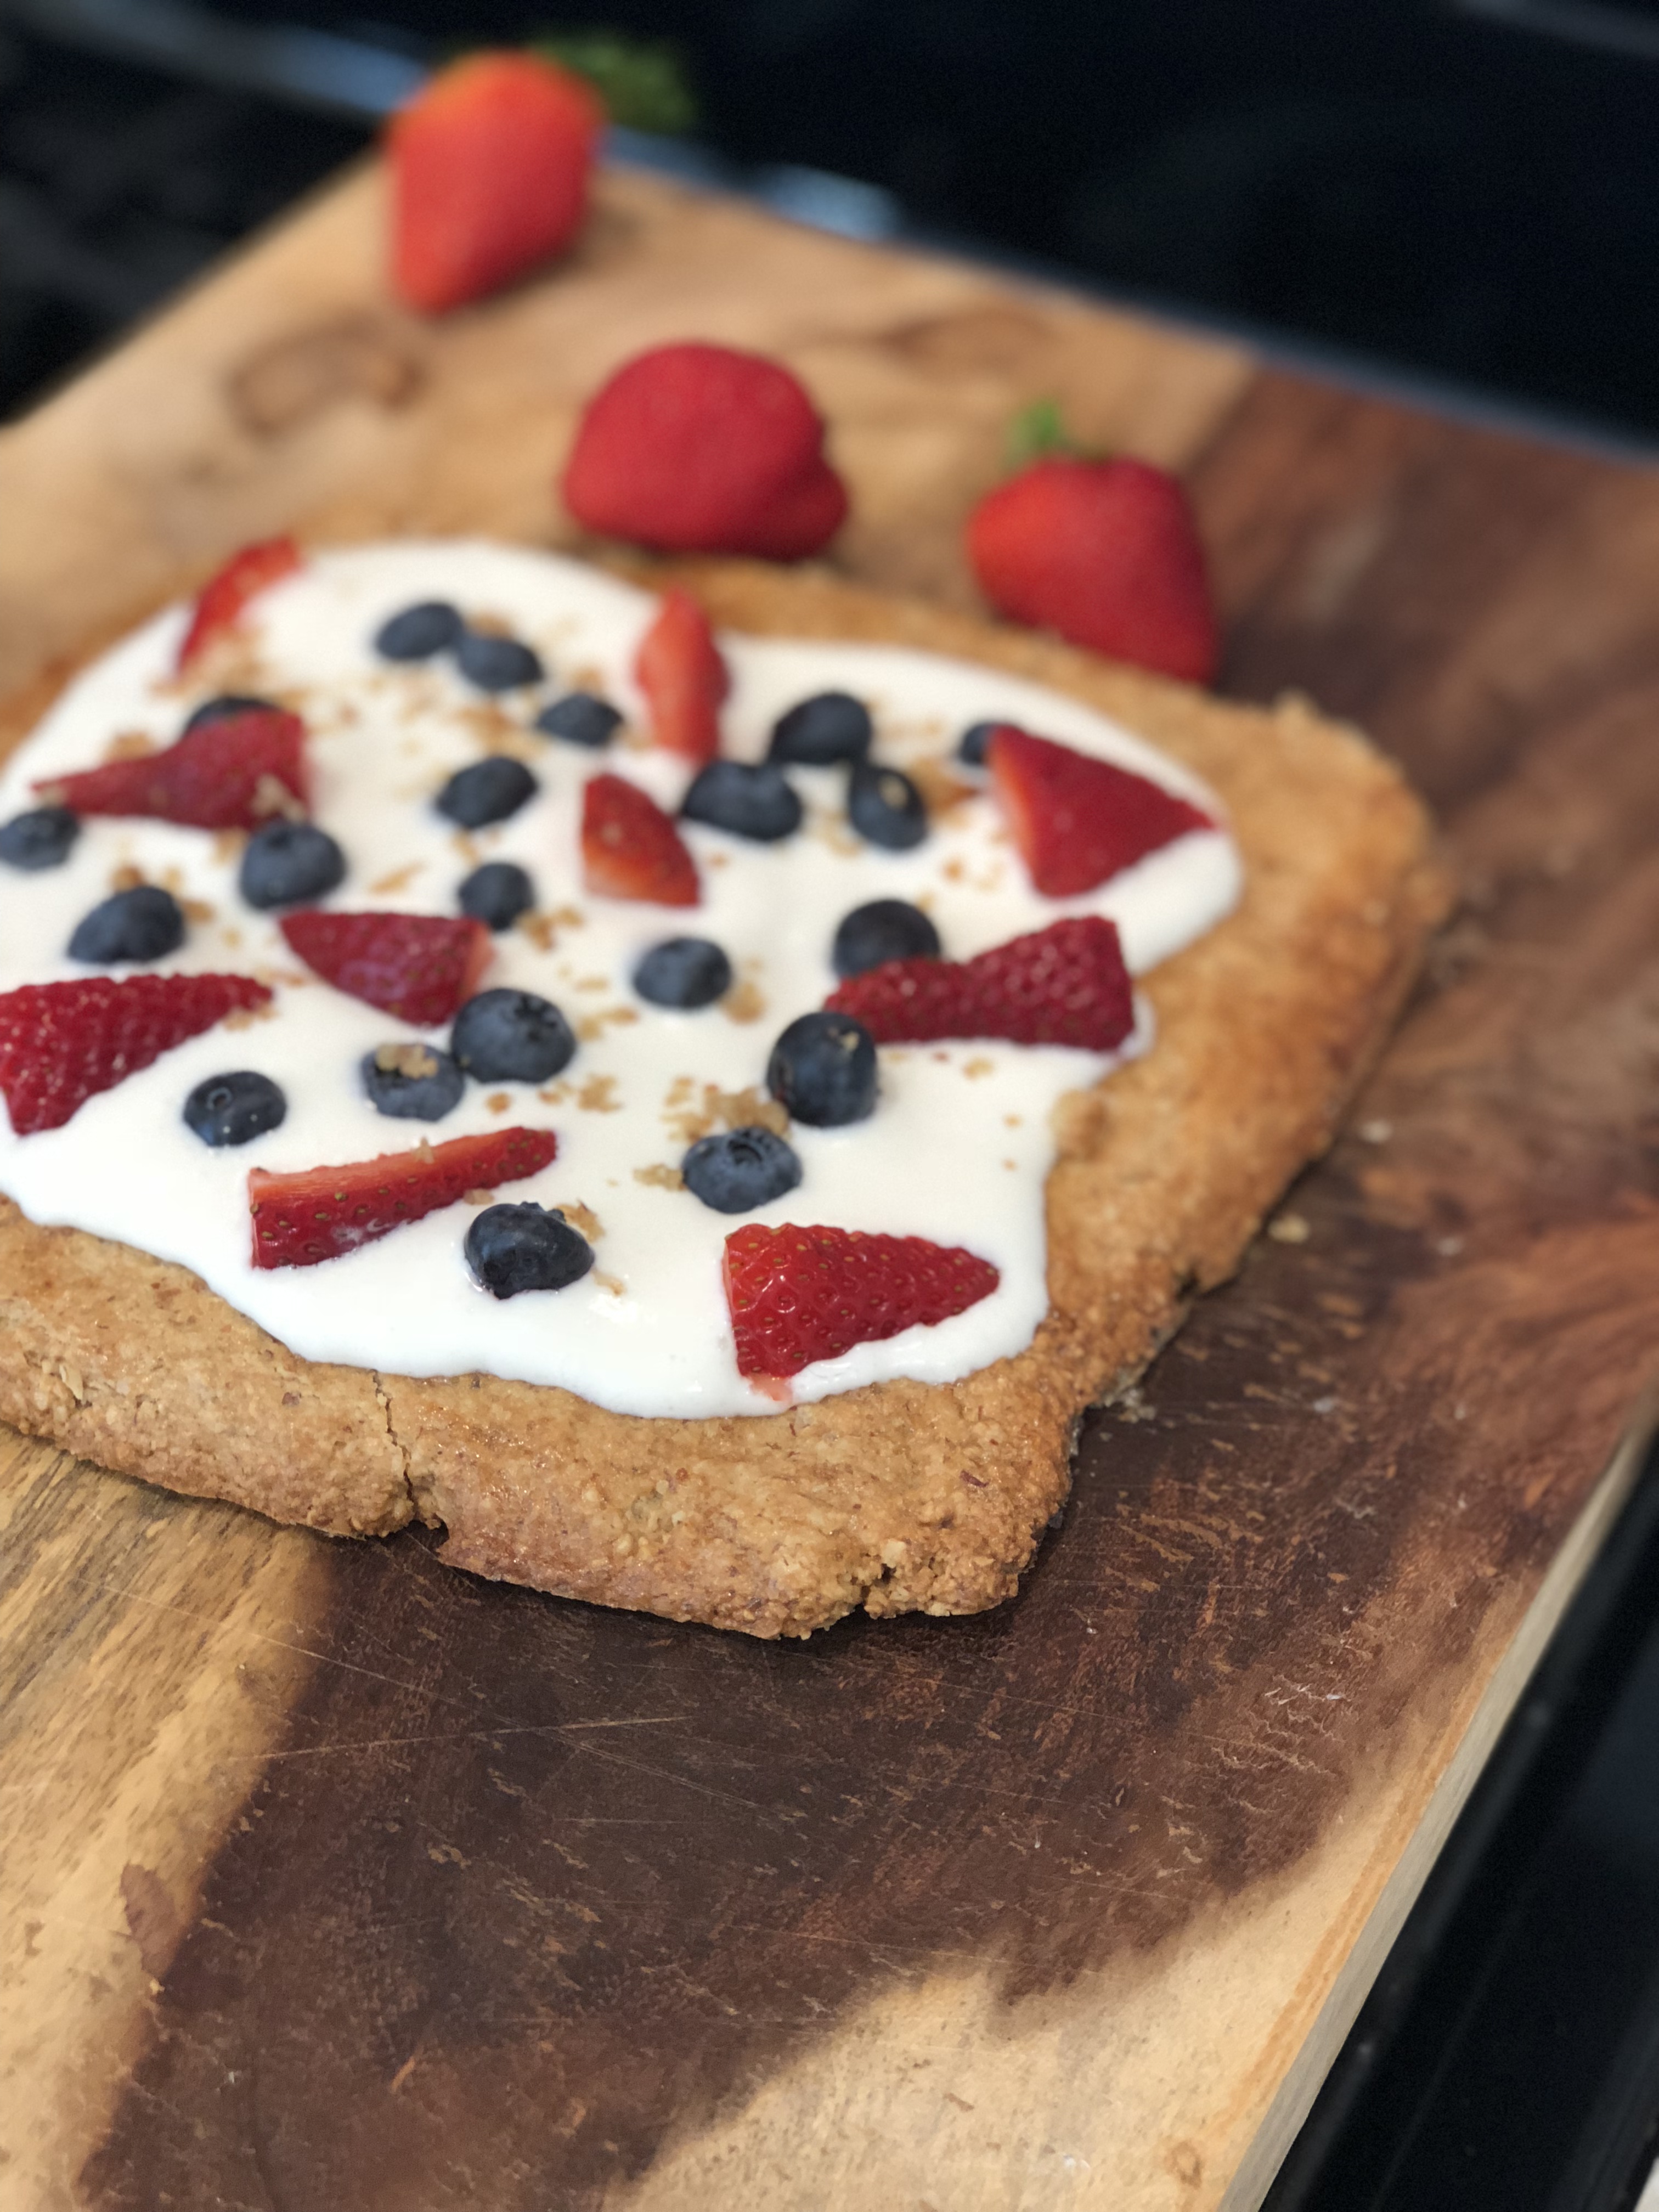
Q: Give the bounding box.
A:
[0,561,1451,1637]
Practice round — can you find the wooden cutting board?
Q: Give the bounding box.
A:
[3,159,1658,2212]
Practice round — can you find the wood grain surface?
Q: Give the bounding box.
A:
[2,160,1658,2212]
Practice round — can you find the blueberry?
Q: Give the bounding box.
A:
[848,760,927,850]
[69,884,184,964]
[238,820,346,910]
[682,1125,803,1214]
[451,988,575,1083]
[681,760,802,843]
[183,694,279,733]
[466,1203,594,1298]
[766,1010,877,1127]
[374,601,464,662]
[0,806,78,872]
[535,692,622,748]
[183,1069,286,1147]
[435,756,538,830]
[768,691,872,766]
[459,860,534,932]
[831,898,941,979]
[455,630,544,692]
[362,1041,466,1121]
[958,720,999,767]
[633,936,732,1009]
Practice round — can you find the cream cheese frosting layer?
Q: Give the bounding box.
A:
[0,541,1240,1417]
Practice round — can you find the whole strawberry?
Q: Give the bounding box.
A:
[966,417,1217,682]
[389,52,603,315]
[562,342,848,559]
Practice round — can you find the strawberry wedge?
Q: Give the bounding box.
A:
[580,772,699,905]
[0,973,272,1135]
[987,725,1214,898]
[279,910,492,1025]
[634,589,729,764]
[249,1125,557,1269]
[177,537,303,670]
[723,1222,1000,1379]
[826,916,1134,1052]
[38,707,308,832]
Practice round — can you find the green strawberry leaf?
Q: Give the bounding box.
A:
[529,31,699,134]
[1006,397,1102,471]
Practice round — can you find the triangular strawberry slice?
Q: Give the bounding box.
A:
[634,589,728,764]
[38,707,308,832]
[177,537,303,670]
[826,915,1133,1051]
[987,724,1214,896]
[722,1222,1000,1379]
[0,973,272,1135]
[280,910,492,1025]
[249,1125,557,1269]
[580,772,699,905]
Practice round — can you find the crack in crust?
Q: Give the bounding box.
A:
[0,560,1452,1636]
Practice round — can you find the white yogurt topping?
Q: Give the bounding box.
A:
[0,541,1240,1416]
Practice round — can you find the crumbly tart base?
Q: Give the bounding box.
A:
[0,560,1451,1637]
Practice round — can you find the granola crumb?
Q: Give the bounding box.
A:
[484,1091,511,1114]
[560,1201,603,1240]
[575,1006,640,1042]
[370,862,425,895]
[577,1075,621,1114]
[251,772,305,822]
[375,1042,441,1080]
[721,975,766,1024]
[102,730,158,762]
[634,1163,685,1190]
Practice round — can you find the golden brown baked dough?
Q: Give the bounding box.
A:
[0,559,1451,1636]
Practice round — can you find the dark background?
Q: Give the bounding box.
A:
[8,3,1659,2205]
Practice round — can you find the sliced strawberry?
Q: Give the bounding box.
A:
[987,724,1213,897]
[722,1222,1000,1379]
[38,707,308,832]
[279,910,492,1025]
[633,589,729,764]
[177,537,303,670]
[388,52,602,315]
[0,973,272,1136]
[580,772,699,906]
[249,1125,557,1269]
[826,915,1133,1051]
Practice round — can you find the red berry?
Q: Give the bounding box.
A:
[388,52,602,314]
[634,588,729,764]
[279,910,492,1025]
[722,1222,1000,1379]
[580,772,699,906]
[562,341,848,559]
[249,1124,557,1269]
[39,707,309,833]
[0,973,272,1136]
[966,456,1217,683]
[177,538,303,671]
[987,724,1213,898]
[826,915,1133,1051]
